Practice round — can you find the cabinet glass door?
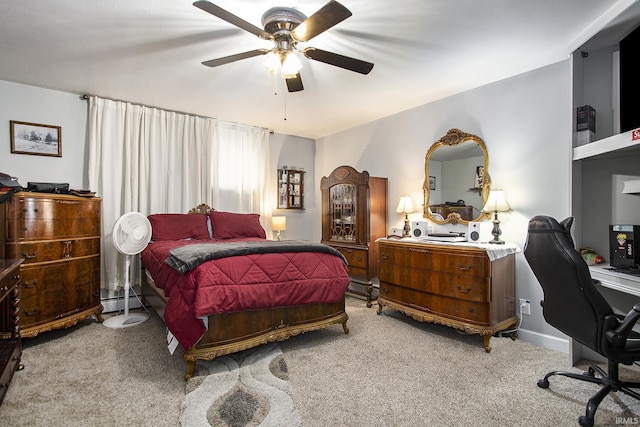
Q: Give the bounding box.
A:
[330,184,357,241]
[278,169,304,209]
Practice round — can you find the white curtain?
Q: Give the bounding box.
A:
[87,96,271,291]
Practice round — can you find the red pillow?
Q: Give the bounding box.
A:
[148,214,211,241]
[209,211,266,239]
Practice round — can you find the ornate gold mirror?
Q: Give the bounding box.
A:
[423,128,491,225]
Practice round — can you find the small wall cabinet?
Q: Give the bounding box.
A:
[278,168,305,209]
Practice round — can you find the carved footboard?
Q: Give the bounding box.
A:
[142,269,349,380]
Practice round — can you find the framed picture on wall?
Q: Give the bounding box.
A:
[10,120,62,157]
[474,166,484,188]
[429,176,436,190]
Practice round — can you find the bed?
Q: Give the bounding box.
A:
[141,204,351,380]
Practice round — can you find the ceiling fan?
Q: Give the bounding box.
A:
[193,0,374,92]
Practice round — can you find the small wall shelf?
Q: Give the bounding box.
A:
[278,168,305,209]
[573,127,640,161]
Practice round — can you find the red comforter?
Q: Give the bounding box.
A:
[141,238,350,349]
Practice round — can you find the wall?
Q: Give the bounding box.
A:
[314,61,574,351]
[0,80,318,240]
[269,133,316,241]
[0,80,88,188]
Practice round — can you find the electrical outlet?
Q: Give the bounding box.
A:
[519,298,531,315]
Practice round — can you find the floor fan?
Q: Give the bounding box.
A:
[103,212,152,328]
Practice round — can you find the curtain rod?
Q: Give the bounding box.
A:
[80,94,271,133]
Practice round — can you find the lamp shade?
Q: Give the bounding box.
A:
[272,216,286,231]
[396,196,415,214]
[482,189,510,213]
[280,51,302,78]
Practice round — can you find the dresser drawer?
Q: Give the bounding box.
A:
[379,244,489,277]
[379,282,490,325]
[332,246,368,269]
[6,196,101,221]
[6,238,100,264]
[379,264,489,302]
[5,196,101,241]
[18,257,100,328]
[6,219,100,241]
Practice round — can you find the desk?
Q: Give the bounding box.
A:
[588,264,640,297]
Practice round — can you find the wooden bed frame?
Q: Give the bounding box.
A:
[141,204,350,381]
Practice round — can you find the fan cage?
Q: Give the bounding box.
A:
[113,212,152,255]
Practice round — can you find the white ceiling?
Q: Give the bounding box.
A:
[0,0,638,139]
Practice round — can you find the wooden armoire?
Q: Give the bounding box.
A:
[321,165,388,307]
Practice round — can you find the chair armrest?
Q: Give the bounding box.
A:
[605,303,640,348]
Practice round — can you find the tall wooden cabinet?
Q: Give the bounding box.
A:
[2,192,103,337]
[321,165,388,306]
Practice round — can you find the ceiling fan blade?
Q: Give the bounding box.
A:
[202,49,268,67]
[303,48,374,75]
[286,74,304,92]
[292,1,352,42]
[194,1,271,40]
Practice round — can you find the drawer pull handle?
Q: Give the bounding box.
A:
[456,285,472,293]
[381,253,390,259]
[62,240,73,258]
[22,280,38,289]
[24,309,40,316]
[341,248,354,254]
[457,263,473,271]
[409,248,430,253]
[22,251,38,259]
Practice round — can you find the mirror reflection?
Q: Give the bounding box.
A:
[423,129,491,224]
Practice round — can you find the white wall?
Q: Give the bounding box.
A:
[0,80,88,188]
[269,132,316,241]
[314,61,574,350]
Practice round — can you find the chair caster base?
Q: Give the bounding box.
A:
[579,415,594,427]
[537,378,549,388]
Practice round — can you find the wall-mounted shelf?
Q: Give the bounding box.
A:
[573,127,640,161]
[622,178,640,194]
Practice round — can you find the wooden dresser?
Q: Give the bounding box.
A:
[0,258,23,405]
[2,193,103,337]
[377,239,517,352]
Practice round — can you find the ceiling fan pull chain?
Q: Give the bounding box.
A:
[283,83,287,121]
[273,71,278,96]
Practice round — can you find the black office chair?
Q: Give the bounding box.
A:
[524,215,640,427]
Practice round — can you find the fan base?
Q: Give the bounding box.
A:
[103,312,149,329]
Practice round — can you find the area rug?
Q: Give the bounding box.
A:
[179,343,300,427]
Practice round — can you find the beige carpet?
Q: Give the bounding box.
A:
[1,297,639,426]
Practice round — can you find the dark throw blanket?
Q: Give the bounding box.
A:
[166,240,348,274]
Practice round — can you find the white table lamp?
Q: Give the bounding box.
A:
[396,195,415,237]
[272,215,286,240]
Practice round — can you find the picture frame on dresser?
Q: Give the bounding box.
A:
[10,120,62,157]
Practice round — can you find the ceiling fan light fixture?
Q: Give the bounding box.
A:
[263,50,281,74]
[280,51,302,78]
